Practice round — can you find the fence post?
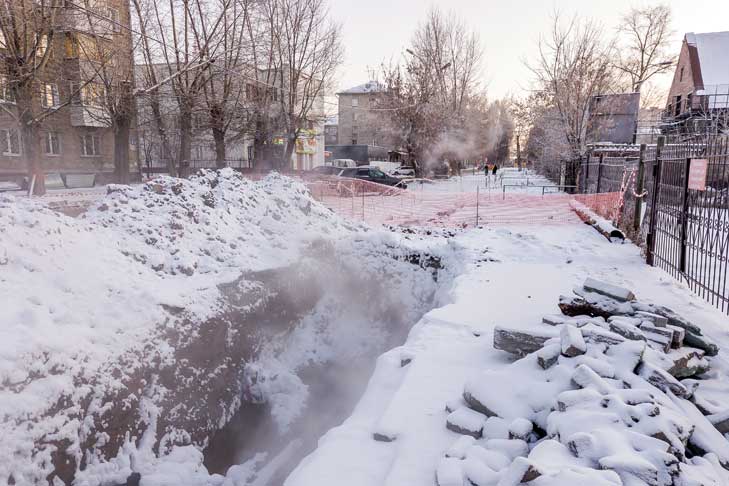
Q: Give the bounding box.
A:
[584,151,591,193]
[476,185,480,226]
[679,157,692,273]
[633,144,647,233]
[646,136,665,266]
[596,154,604,194]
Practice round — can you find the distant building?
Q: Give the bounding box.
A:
[586,93,640,144]
[337,81,397,149]
[665,31,729,133]
[324,116,338,146]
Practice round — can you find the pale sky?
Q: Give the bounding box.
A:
[329,0,729,104]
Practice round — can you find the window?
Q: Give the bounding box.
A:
[0,76,15,103]
[0,29,6,50]
[192,145,204,160]
[44,132,61,155]
[41,83,60,108]
[104,7,121,33]
[351,138,357,145]
[80,133,101,156]
[679,67,685,82]
[0,128,21,156]
[351,97,359,108]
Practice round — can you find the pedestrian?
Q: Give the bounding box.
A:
[492,165,498,176]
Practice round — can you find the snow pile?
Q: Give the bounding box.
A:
[0,170,368,485]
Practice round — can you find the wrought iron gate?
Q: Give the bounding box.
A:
[646,137,729,314]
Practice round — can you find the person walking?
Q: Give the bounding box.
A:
[492,165,498,176]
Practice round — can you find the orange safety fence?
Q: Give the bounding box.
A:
[303,177,628,228]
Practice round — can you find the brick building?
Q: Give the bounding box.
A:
[0,1,136,187]
[665,32,729,134]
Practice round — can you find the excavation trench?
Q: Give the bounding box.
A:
[202,244,448,483]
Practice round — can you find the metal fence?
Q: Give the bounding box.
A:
[580,136,729,314]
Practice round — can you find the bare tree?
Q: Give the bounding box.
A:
[377,7,486,173]
[0,1,61,194]
[529,13,615,160]
[71,0,137,183]
[261,0,344,170]
[615,4,676,95]
[132,0,228,177]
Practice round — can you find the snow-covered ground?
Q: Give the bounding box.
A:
[3,169,729,486]
[285,225,729,486]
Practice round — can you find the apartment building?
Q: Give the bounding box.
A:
[0,0,137,187]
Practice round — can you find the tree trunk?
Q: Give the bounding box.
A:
[212,126,226,169]
[113,116,131,184]
[282,132,296,171]
[178,111,192,178]
[20,116,45,196]
[149,93,176,177]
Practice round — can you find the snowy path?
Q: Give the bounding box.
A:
[285,224,729,486]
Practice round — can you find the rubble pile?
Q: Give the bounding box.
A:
[437,279,729,486]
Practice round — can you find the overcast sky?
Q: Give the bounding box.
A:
[329,0,729,103]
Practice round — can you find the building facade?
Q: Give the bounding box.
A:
[136,65,326,174]
[336,81,397,149]
[0,0,137,186]
[665,32,729,134]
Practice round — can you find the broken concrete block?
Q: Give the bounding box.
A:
[567,432,598,458]
[466,445,511,472]
[447,408,487,439]
[556,388,603,412]
[484,439,529,461]
[446,397,467,414]
[497,457,542,485]
[599,454,659,485]
[637,362,692,399]
[462,455,500,486]
[666,325,686,349]
[581,324,626,346]
[583,277,636,302]
[574,355,616,379]
[561,325,587,357]
[445,435,476,459]
[665,348,710,379]
[482,417,511,440]
[632,303,702,335]
[635,311,669,328]
[572,364,613,395]
[542,315,565,326]
[493,327,555,357]
[641,322,673,354]
[463,389,498,418]
[608,317,646,341]
[684,331,719,357]
[559,295,632,319]
[708,411,729,435]
[508,418,534,441]
[537,343,561,369]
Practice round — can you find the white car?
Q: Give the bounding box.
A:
[392,166,416,177]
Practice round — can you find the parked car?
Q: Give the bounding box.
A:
[338,166,407,188]
[331,158,357,168]
[309,165,341,176]
[392,166,416,177]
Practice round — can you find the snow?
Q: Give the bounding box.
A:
[686,31,729,90]
[6,169,729,486]
[286,221,729,486]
